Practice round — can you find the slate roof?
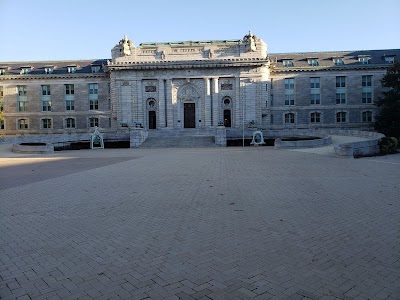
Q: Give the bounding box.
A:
[0,59,107,76]
[270,49,399,68]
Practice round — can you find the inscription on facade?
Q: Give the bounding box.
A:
[145,86,157,92]
[221,83,233,90]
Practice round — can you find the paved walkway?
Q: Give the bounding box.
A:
[0,144,399,300]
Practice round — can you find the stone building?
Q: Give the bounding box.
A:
[0,32,398,139]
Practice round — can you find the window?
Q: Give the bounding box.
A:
[17,86,27,112]
[336,112,347,123]
[284,113,295,124]
[283,60,293,67]
[308,58,319,66]
[362,111,373,122]
[0,69,5,75]
[89,83,99,110]
[65,84,74,95]
[41,118,52,129]
[21,68,31,74]
[41,85,50,96]
[18,85,27,96]
[336,93,346,104]
[42,100,51,111]
[310,77,320,88]
[362,75,372,87]
[0,120,4,130]
[284,78,295,89]
[0,86,3,98]
[310,94,320,105]
[91,65,101,73]
[270,114,274,124]
[89,117,99,128]
[65,84,75,111]
[358,57,370,64]
[68,66,77,73]
[18,119,28,129]
[336,76,346,88]
[384,56,395,64]
[285,94,294,106]
[44,67,53,74]
[362,92,372,104]
[0,101,3,112]
[310,112,321,123]
[65,118,76,128]
[333,57,344,65]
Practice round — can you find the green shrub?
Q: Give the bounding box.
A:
[379,137,398,155]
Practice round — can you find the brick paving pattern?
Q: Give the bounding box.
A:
[0,147,399,299]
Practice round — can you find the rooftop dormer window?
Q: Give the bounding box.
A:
[333,57,344,66]
[20,67,32,74]
[68,66,77,73]
[358,56,371,65]
[283,60,294,67]
[0,69,5,75]
[308,58,319,66]
[384,56,395,64]
[44,67,53,74]
[91,65,101,73]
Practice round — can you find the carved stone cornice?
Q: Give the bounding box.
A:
[0,73,108,81]
[270,64,390,73]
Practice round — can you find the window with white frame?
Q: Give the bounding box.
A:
[284,113,295,124]
[384,56,395,64]
[21,67,31,74]
[18,119,28,129]
[336,76,346,88]
[284,78,295,106]
[41,85,51,111]
[310,94,320,105]
[17,85,27,111]
[362,92,372,104]
[65,84,75,110]
[91,65,101,73]
[362,75,372,87]
[310,77,321,105]
[283,60,293,67]
[41,118,52,129]
[0,69,5,75]
[89,117,99,128]
[336,112,347,123]
[358,56,370,64]
[65,117,76,128]
[333,57,344,65]
[89,83,99,110]
[336,76,346,104]
[362,111,373,122]
[310,77,320,88]
[362,75,373,104]
[284,78,295,89]
[68,66,77,73]
[44,67,53,74]
[336,93,346,104]
[285,94,294,106]
[310,112,321,123]
[308,58,319,66]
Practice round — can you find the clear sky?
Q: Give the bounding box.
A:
[1,0,399,62]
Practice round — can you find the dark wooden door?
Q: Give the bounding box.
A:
[224,109,231,127]
[184,103,195,128]
[149,111,156,129]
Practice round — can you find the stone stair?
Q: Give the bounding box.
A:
[140,129,216,148]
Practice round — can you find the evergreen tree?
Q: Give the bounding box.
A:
[374,62,400,137]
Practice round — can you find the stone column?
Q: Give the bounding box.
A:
[166,79,174,128]
[235,77,240,128]
[212,77,219,126]
[204,78,211,127]
[136,80,143,126]
[158,79,166,128]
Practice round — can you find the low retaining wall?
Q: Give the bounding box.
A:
[12,143,54,154]
[274,135,331,149]
[334,138,382,158]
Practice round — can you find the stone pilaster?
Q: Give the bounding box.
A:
[212,77,219,126]
[166,79,174,128]
[235,77,240,128]
[204,78,211,127]
[158,79,166,128]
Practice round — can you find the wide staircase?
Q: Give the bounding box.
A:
[140,129,216,148]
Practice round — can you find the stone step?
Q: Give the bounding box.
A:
[140,136,216,148]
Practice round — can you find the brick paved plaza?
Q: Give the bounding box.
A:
[0,146,399,300]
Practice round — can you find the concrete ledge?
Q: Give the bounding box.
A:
[334,138,381,157]
[274,135,331,149]
[12,143,54,154]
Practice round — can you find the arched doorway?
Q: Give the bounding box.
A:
[147,98,156,129]
[222,97,232,127]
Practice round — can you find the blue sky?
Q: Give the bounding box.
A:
[0,0,399,62]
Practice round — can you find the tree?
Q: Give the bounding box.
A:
[374,62,400,138]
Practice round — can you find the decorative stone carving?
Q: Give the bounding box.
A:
[242,31,257,52]
[177,83,201,102]
[118,35,134,56]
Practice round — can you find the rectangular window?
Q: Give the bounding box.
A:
[65,84,74,95]
[362,111,373,122]
[359,57,370,64]
[18,85,27,96]
[308,59,319,66]
[283,60,293,67]
[284,113,295,124]
[44,67,53,74]
[0,69,5,75]
[89,83,99,110]
[0,86,3,98]
[66,100,74,111]
[333,58,344,65]
[310,94,320,105]
[41,119,52,129]
[336,112,347,123]
[89,83,98,95]
[362,75,372,87]
[336,76,346,88]
[89,117,99,128]
[42,100,51,111]
[68,66,77,73]
[91,66,101,73]
[285,94,294,106]
[65,118,76,128]
[310,77,320,88]
[21,68,31,74]
[18,119,28,129]
[270,114,274,124]
[385,56,395,64]
[310,112,321,123]
[284,78,295,89]
[41,85,50,96]
[17,85,27,112]
[336,93,346,104]
[0,120,4,130]
[362,92,372,104]
[90,99,99,110]
[65,84,75,111]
